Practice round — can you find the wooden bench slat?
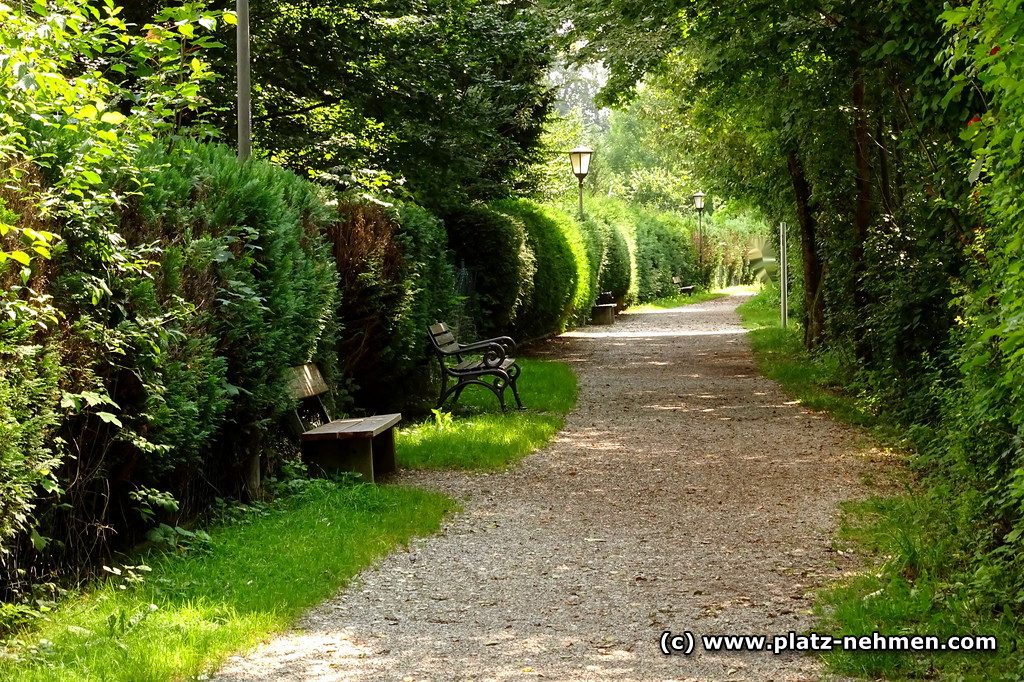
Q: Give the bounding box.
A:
[433,331,456,345]
[429,322,449,335]
[301,413,402,442]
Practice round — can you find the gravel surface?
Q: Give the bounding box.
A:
[215,293,869,682]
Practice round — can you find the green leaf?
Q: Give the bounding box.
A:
[30,529,49,551]
[97,412,123,427]
[10,250,31,266]
[78,104,98,120]
[100,111,126,125]
[223,11,237,25]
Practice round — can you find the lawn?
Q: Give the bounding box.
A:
[0,484,454,681]
[397,358,577,470]
[626,288,730,313]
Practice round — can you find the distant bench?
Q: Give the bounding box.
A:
[286,363,399,483]
[591,290,616,325]
[672,276,696,295]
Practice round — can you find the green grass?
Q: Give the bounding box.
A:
[397,358,577,470]
[626,288,730,312]
[736,289,1024,681]
[736,289,874,426]
[0,484,455,681]
[816,493,1021,680]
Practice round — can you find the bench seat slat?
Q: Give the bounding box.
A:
[452,358,515,373]
[301,413,402,441]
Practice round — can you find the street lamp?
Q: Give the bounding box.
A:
[693,191,706,271]
[569,146,593,218]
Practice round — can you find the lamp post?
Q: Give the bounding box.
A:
[569,146,593,218]
[693,191,706,271]
[236,0,251,161]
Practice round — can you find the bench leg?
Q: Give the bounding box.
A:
[302,439,376,483]
[508,364,524,410]
[494,378,507,412]
[372,427,397,478]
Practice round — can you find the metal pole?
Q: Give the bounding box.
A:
[780,221,788,328]
[236,0,251,161]
[578,178,584,219]
[698,210,704,270]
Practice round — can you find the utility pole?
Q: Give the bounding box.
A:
[236,0,251,161]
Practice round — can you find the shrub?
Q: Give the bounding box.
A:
[633,209,698,301]
[582,196,641,305]
[5,142,341,592]
[491,199,593,338]
[323,199,457,410]
[442,204,535,338]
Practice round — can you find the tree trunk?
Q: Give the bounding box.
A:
[852,67,873,361]
[787,150,825,348]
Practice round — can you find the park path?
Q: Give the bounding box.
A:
[215,293,869,681]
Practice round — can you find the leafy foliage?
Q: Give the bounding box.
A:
[323,199,458,410]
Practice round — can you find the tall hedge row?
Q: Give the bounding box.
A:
[2,159,699,600]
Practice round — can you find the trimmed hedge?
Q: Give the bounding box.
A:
[491,199,593,339]
[442,204,535,338]
[325,199,458,410]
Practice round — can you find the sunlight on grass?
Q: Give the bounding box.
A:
[626,288,731,312]
[397,358,577,470]
[0,485,454,682]
[815,495,1015,679]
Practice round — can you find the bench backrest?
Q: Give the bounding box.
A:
[287,363,329,399]
[428,322,460,354]
[286,363,332,433]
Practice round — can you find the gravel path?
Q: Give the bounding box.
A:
[215,293,868,682]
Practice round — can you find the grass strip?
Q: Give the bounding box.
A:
[2,357,578,680]
[398,358,577,470]
[736,288,1018,680]
[0,483,453,681]
[626,289,729,312]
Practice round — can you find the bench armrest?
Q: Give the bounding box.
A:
[456,341,509,368]
[459,336,516,353]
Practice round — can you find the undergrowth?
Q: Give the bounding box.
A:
[736,288,1024,681]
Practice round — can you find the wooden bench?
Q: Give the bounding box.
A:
[427,323,523,411]
[590,303,616,325]
[285,364,400,483]
[672,276,697,295]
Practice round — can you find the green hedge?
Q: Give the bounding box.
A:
[581,196,641,305]
[584,196,700,304]
[442,204,535,338]
[325,199,458,410]
[491,199,596,339]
